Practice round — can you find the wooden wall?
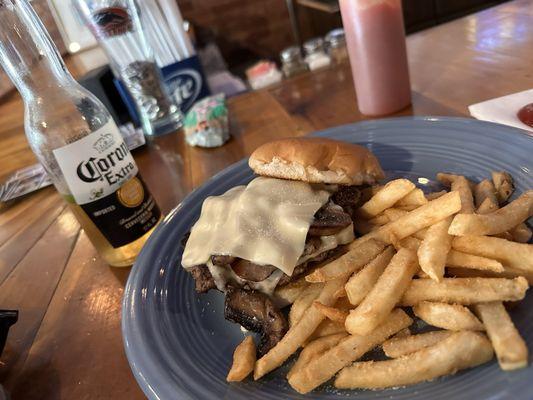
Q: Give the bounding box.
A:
[177,0,296,60]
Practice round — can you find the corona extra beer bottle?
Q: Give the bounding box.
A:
[0,0,162,266]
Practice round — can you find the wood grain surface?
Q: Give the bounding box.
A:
[1,2,532,398]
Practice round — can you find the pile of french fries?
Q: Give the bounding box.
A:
[227,171,533,393]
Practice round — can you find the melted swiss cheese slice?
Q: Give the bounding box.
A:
[181,177,331,275]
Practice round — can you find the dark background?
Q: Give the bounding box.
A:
[178,0,509,71]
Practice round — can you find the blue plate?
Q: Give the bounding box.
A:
[123,117,533,400]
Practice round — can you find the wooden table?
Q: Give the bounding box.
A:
[1,1,532,398]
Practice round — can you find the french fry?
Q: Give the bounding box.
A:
[452,236,533,272]
[383,192,460,241]
[448,191,533,236]
[452,176,475,214]
[426,190,447,201]
[382,330,453,358]
[345,247,394,306]
[313,301,349,324]
[335,331,493,389]
[308,295,355,341]
[333,296,354,309]
[510,223,532,243]
[333,286,347,299]
[495,231,515,241]
[447,266,533,286]
[288,309,412,394]
[395,188,428,207]
[302,332,347,348]
[287,333,347,380]
[497,230,515,242]
[446,249,504,272]
[418,216,453,281]
[415,228,428,240]
[474,302,528,371]
[307,319,346,342]
[357,179,416,218]
[397,236,421,251]
[227,336,256,382]
[474,179,498,214]
[395,228,429,244]
[289,283,324,326]
[383,207,408,221]
[384,217,427,243]
[474,179,498,205]
[436,173,459,185]
[503,267,533,284]
[400,277,528,306]
[345,248,418,335]
[349,191,462,249]
[306,239,386,283]
[437,173,475,214]
[385,212,426,243]
[416,268,429,279]
[368,213,390,226]
[274,275,310,306]
[477,198,498,214]
[392,327,411,339]
[413,301,484,331]
[492,171,514,203]
[396,204,420,211]
[446,267,498,279]
[254,275,348,380]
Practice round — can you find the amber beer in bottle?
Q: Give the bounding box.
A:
[0,0,161,266]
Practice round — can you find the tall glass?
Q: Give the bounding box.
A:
[76,0,183,136]
[0,0,162,267]
[339,0,411,116]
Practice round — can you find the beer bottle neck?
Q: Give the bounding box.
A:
[0,0,75,100]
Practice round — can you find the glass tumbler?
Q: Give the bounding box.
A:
[76,0,183,136]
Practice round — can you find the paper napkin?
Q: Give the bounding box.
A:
[468,89,533,132]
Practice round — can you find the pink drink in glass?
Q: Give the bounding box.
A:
[339,0,411,116]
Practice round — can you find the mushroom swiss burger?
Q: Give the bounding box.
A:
[181,137,384,355]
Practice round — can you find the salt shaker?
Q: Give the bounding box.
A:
[325,29,349,64]
[303,38,332,71]
[280,47,308,78]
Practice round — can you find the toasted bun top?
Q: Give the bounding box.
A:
[249,137,385,185]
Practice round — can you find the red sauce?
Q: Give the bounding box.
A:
[517,103,533,127]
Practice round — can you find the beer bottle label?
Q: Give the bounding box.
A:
[53,121,161,248]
